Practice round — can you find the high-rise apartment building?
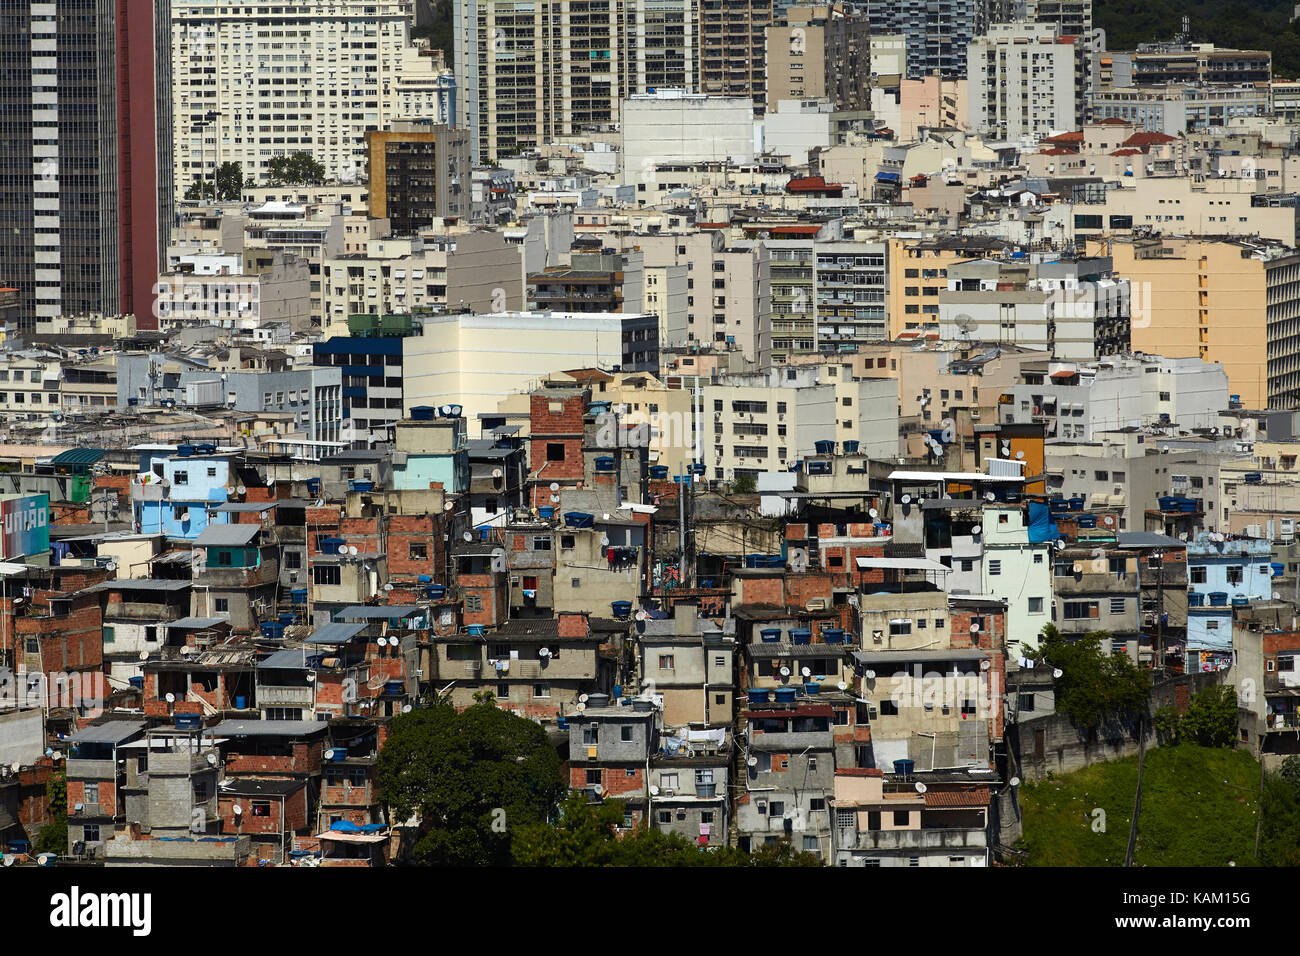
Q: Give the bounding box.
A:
[967,23,1078,141]
[455,0,696,163]
[0,0,172,331]
[863,0,988,79]
[765,4,870,113]
[170,0,450,198]
[698,0,773,112]
[367,121,471,232]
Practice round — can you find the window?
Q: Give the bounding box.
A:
[408,542,428,560]
[988,560,1001,576]
[659,655,675,670]
[889,620,911,636]
[532,536,551,551]
[1028,597,1044,613]
[1018,693,1036,712]
[496,683,510,699]
[1226,566,1244,586]
[1109,598,1126,614]
[621,726,634,742]
[213,598,229,613]
[532,684,550,698]
[313,565,341,586]
[1063,600,1099,619]
[173,470,189,485]
[587,769,603,785]
[84,783,99,807]
[546,443,565,462]
[893,810,909,826]
[251,801,271,817]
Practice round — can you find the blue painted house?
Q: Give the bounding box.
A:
[131,443,235,539]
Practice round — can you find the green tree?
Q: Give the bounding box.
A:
[34,770,67,855]
[1029,624,1150,729]
[376,699,564,865]
[730,473,757,494]
[183,162,245,202]
[511,793,822,866]
[266,151,327,186]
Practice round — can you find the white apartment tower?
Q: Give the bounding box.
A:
[170,0,452,199]
[967,22,1078,141]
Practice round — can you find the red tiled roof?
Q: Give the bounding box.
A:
[836,767,884,777]
[1122,131,1177,147]
[1093,117,1133,126]
[924,788,991,808]
[742,223,821,236]
[1043,130,1083,143]
[1040,147,1077,156]
[1111,148,1143,156]
[787,176,843,193]
[1050,369,1077,379]
[697,222,731,229]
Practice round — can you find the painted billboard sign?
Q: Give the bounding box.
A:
[0,494,50,560]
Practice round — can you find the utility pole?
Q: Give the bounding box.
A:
[1124,715,1146,867]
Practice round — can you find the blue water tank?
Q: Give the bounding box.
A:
[611,601,633,618]
[538,506,555,519]
[234,696,247,710]
[594,456,615,472]
[814,440,835,455]
[893,759,916,776]
[425,584,446,600]
[467,624,485,637]
[290,588,307,604]
[804,683,821,695]
[748,689,771,704]
[417,574,433,584]
[823,629,844,644]
[790,629,812,645]
[760,627,782,643]
[843,440,860,454]
[411,405,436,420]
[649,466,669,480]
[173,713,202,730]
[774,687,797,703]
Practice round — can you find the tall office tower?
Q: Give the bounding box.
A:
[967,23,1078,141]
[367,121,472,231]
[0,0,172,332]
[171,0,451,198]
[863,0,988,79]
[455,0,697,164]
[698,0,773,113]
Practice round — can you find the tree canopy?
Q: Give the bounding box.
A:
[376,699,564,865]
[266,151,327,186]
[183,162,244,202]
[1030,624,1151,729]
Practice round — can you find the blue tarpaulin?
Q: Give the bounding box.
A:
[1027,501,1057,544]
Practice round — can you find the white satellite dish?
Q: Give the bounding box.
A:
[836,681,847,691]
[779,666,791,677]
[384,583,394,591]
[865,669,876,680]
[9,762,19,774]
[650,785,660,796]
[236,485,246,496]
[970,623,980,634]
[338,545,348,555]
[348,546,358,556]
[972,524,982,535]
[305,671,316,683]
[1054,539,1066,551]
[138,651,149,661]
[1009,776,1021,787]
[549,482,560,492]
[1072,562,1082,573]
[1052,668,1063,678]
[402,705,413,713]
[1015,451,1025,460]
[579,693,589,703]
[106,562,117,573]
[462,532,473,542]
[550,494,560,503]
[801,667,811,678]
[635,610,648,622]
[869,508,879,519]
[915,782,928,793]
[575,702,586,712]
[3,857,12,867]
[901,494,912,504]
[443,501,454,511]
[491,468,503,479]
[600,536,610,547]
[980,659,991,670]
[984,491,996,502]
[747,755,758,767]
[539,647,551,658]
[206,752,218,766]
[233,804,242,815]
[376,636,387,647]
[165,692,175,703]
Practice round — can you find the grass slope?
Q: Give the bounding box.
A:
[1020,746,1260,866]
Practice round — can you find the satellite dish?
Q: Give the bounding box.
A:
[402,705,413,713]
[1072,562,1082,573]
[549,494,560,503]
[106,562,117,573]
[236,486,246,496]
[462,532,473,542]
[600,536,610,547]
[869,508,878,519]
[579,693,589,703]
[779,666,791,677]
[9,762,19,774]
[650,785,660,796]
[970,623,980,633]
[165,692,175,703]
[206,752,218,766]
[377,636,389,647]
[443,501,454,511]
[1054,539,1066,551]
[915,782,928,793]
[1015,451,1025,460]
[549,482,560,492]
[984,492,996,502]
[348,546,358,556]
[865,669,876,680]
[233,804,243,815]
[746,755,759,767]
[801,666,811,677]
[1009,776,1021,787]
[1052,668,1063,678]
[440,405,452,416]
[635,610,648,622]
[837,681,847,691]
[2,857,12,867]
[575,702,586,712]
[138,651,149,661]
[492,468,503,479]
[980,659,991,670]
[901,494,912,504]
[384,583,394,592]
[338,545,348,555]
[972,524,982,535]
[539,647,551,657]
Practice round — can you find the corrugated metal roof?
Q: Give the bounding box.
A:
[257,649,314,669]
[165,616,228,629]
[66,720,147,746]
[334,605,421,621]
[209,719,327,738]
[306,622,367,645]
[194,524,260,546]
[49,448,105,466]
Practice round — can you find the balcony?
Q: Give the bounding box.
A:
[256,685,314,707]
[836,826,987,851]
